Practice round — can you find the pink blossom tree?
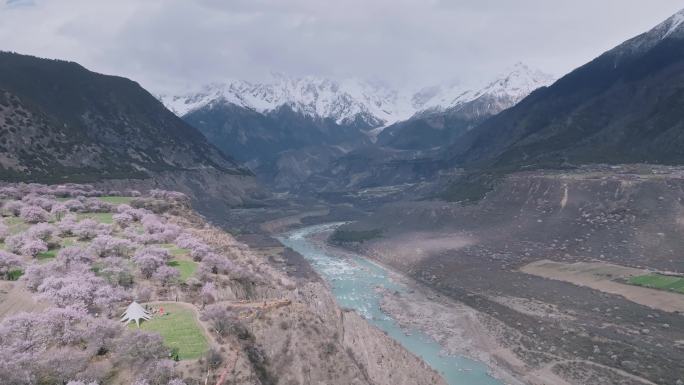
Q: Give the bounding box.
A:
[112,212,134,228]
[63,199,85,213]
[2,200,24,216]
[200,282,216,306]
[141,214,165,234]
[57,214,79,236]
[56,246,95,267]
[132,253,165,278]
[0,251,22,280]
[114,330,169,365]
[50,203,69,221]
[201,253,235,275]
[26,223,57,242]
[99,257,134,287]
[19,205,50,223]
[88,235,136,258]
[153,266,180,286]
[73,219,110,241]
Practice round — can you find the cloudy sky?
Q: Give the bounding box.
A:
[1,0,682,93]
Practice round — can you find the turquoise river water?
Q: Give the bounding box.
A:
[278,223,504,385]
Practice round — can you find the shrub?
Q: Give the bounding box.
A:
[19,205,50,223]
[201,305,240,338]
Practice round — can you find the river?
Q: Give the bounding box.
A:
[278,223,504,385]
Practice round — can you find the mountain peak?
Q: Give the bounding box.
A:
[412,63,554,113]
[611,8,684,59]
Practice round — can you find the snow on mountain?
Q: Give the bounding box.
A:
[160,64,553,128]
[611,8,684,60]
[412,62,555,114]
[161,75,415,127]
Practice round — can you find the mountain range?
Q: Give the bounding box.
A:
[161,63,553,131]
[161,63,553,188]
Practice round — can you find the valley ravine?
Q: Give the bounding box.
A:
[278,223,504,385]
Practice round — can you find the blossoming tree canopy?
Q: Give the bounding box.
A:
[121,301,152,327]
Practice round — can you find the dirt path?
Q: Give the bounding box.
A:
[520,260,684,313]
[0,281,47,319]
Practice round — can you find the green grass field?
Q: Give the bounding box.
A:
[56,196,133,204]
[628,274,684,294]
[136,304,209,360]
[77,212,115,224]
[160,243,190,257]
[4,217,28,234]
[98,196,135,205]
[167,260,197,281]
[36,248,58,261]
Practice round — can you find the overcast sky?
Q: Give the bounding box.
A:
[1,0,682,93]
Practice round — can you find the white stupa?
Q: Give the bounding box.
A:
[121,301,152,327]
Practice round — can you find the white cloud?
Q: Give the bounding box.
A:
[0,0,682,93]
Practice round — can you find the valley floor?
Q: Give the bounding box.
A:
[321,165,684,385]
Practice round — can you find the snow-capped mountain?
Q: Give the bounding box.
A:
[161,75,415,127]
[612,8,684,61]
[411,62,555,114]
[160,64,554,129]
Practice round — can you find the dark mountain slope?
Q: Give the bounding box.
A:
[0,51,259,206]
[184,102,372,184]
[449,10,684,171]
[375,105,488,151]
